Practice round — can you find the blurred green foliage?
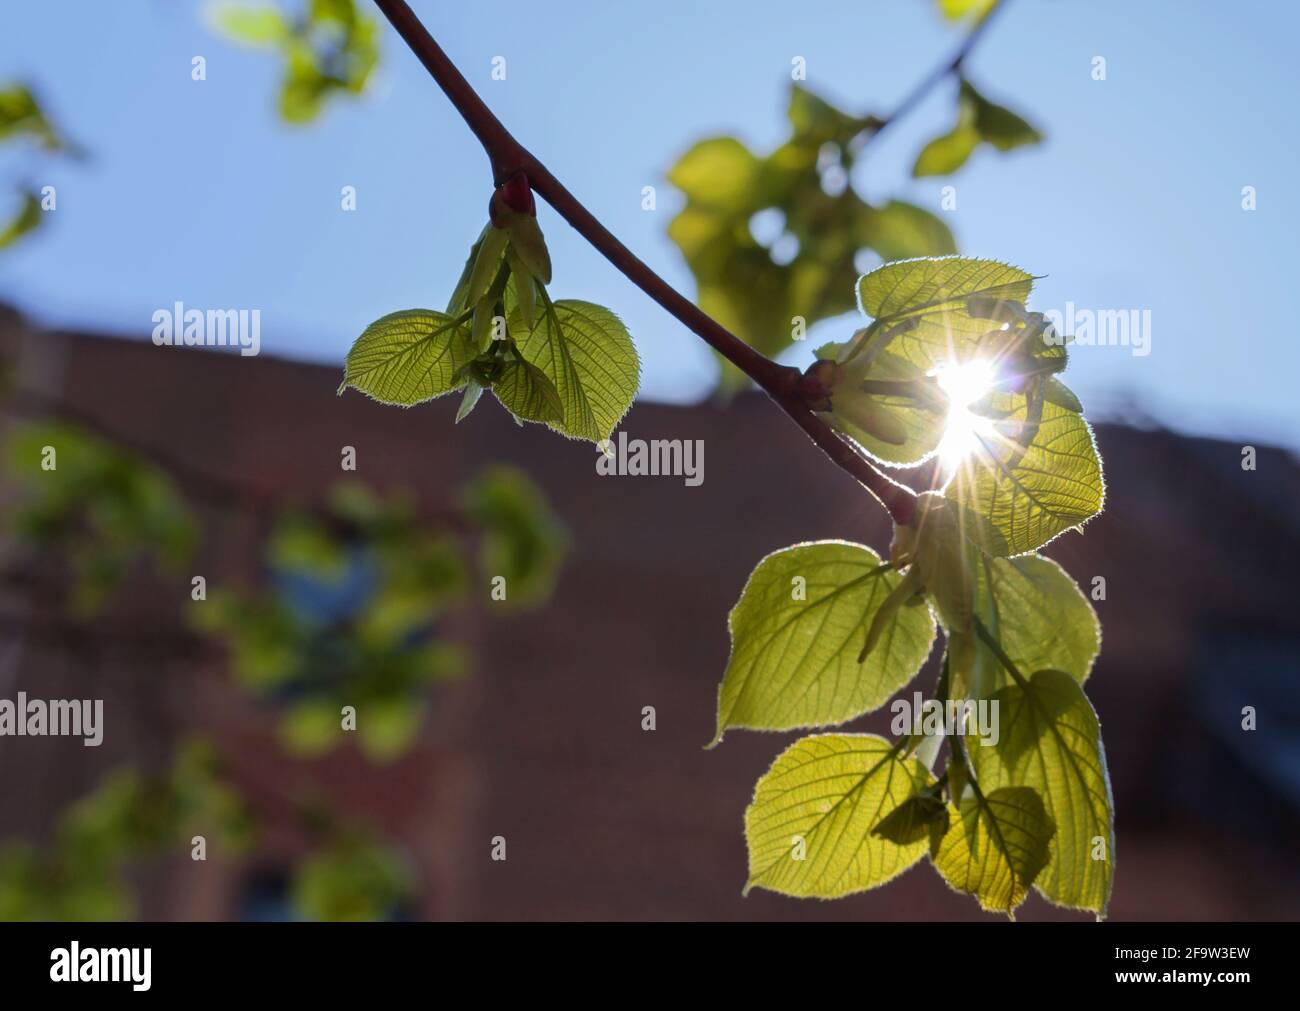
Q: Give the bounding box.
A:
[912,79,1040,177]
[191,470,565,762]
[210,0,380,123]
[0,406,564,916]
[3,422,195,613]
[0,740,249,920]
[291,830,413,921]
[0,83,77,250]
[461,465,568,609]
[667,85,957,394]
[936,0,998,22]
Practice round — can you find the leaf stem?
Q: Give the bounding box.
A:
[368,0,925,525]
[971,615,1031,690]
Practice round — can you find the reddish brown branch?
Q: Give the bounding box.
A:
[370,0,918,525]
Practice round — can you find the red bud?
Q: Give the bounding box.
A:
[497,172,536,216]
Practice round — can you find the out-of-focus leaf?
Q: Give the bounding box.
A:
[0,84,65,149]
[913,80,1040,177]
[292,834,412,922]
[208,3,290,45]
[0,190,42,249]
[937,0,997,20]
[913,124,980,177]
[4,422,195,614]
[666,84,954,394]
[461,465,567,608]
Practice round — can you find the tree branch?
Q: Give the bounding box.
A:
[370,0,919,525]
[859,0,1008,148]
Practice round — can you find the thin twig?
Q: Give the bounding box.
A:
[370,0,925,525]
[860,0,1009,148]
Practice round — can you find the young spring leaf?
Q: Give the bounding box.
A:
[504,289,639,443]
[854,257,1036,372]
[933,785,1056,914]
[970,669,1115,915]
[945,396,1104,555]
[339,310,478,405]
[466,225,510,308]
[454,381,485,423]
[711,541,936,745]
[972,554,1100,688]
[491,356,565,426]
[744,734,935,899]
[817,345,948,466]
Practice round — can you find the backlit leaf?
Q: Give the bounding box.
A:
[744,734,934,898]
[712,541,936,743]
[945,396,1104,555]
[971,669,1115,914]
[933,785,1055,913]
[506,295,639,443]
[339,310,478,406]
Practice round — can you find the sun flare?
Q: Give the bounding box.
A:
[933,359,997,470]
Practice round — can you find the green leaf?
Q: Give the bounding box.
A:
[280,700,341,756]
[913,124,980,177]
[934,785,1055,914]
[712,542,936,744]
[0,190,42,249]
[491,356,565,425]
[0,84,64,150]
[971,669,1115,914]
[455,379,485,423]
[666,85,956,395]
[937,0,997,20]
[975,554,1100,687]
[969,82,1041,152]
[461,465,567,608]
[857,252,1029,327]
[292,834,412,922]
[911,80,1039,177]
[945,397,1105,555]
[871,793,949,847]
[209,4,290,46]
[744,734,934,898]
[506,293,639,443]
[667,137,765,213]
[858,200,956,263]
[819,347,948,467]
[357,698,424,763]
[339,310,478,406]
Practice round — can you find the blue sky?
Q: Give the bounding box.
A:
[1,0,1296,448]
